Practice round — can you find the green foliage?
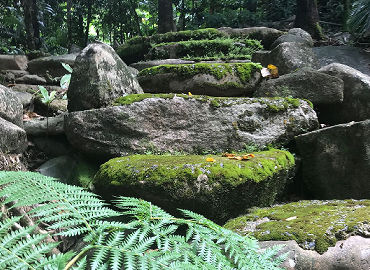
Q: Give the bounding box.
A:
[257,0,296,21]
[0,171,286,269]
[116,42,152,65]
[60,63,73,90]
[38,86,56,105]
[349,0,370,37]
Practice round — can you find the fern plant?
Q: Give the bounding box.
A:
[349,0,370,36]
[0,171,286,270]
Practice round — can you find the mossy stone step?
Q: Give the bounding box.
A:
[93,149,295,223]
[224,200,370,254]
[137,63,262,96]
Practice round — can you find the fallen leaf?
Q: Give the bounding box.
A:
[206,157,215,162]
[261,67,271,78]
[285,216,297,221]
[188,92,192,96]
[268,64,279,78]
[222,153,236,158]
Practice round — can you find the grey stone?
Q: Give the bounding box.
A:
[31,136,72,157]
[251,50,270,64]
[11,91,33,108]
[0,152,26,171]
[288,28,314,46]
[9,84,62,94]
[37,155,77,183]
[296,120,370,199]
[127,66,139,76]
[24,114,65,136]
[218,27,284,49]
[0,70,29,82]
[131,59,195,71]
[267,42,318,75]
[0,55,28,70]
[49,99,68,112]
[314,46,370,76]
[27,53,77,77]
[260,236,370,270]
[318,63,370,124]
[0,118,27,153]
[254,68,344,105]
[138,63,261,97]
[15,74,47,85]
[0,84,23,127]
[65,96,318,158]
[67,42,143,112]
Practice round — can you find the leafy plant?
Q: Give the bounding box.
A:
[39,85,56,105]
[0,171,287,270]
[348,0,370,37]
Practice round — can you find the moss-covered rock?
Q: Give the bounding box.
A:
[93,149,295,223]
[137,63,262,96]
[224,200,370,254]
[116,28,227,64]
[147,38,262,61]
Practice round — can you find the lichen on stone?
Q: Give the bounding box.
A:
[224,199,370,254]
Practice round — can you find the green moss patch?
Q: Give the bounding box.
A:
[93,149,295,223]
[113,94,305,113]
[149,38,262,60]
[138,62,262,84]
[224,200,370,254]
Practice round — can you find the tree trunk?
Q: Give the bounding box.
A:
[23,0,40,50]
[158,0,176,33]
[128,0,142,36]
[84,0,92,47]
[295,0,323,40]
[342,0,351,31]
[179,0,186,30]
[67,0,72,48]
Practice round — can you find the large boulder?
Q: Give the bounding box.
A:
[0,118,27,153]
[266,42,318,75]
[318,63,370,124]
[24,114,65,136]
[27,53,77,77]
[0,85,23,127]
[225,200,370,269]
[0,70,29,82]
[296,120,370,199]
[64,94,319,158]
[218,27,284,49]
[94,149,295,223]
[138,63,262,97]
[15,74,47,85]
[271,28,314,49]
[0,55,28,70]
[254,68,344,106]
[314,45,370,76]
[67,42,143,112]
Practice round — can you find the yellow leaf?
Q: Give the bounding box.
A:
[206,157,215,162]
[188,92,192,96]
[267,64,279,78]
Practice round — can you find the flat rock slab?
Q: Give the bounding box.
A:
[138,63,262,96]
[296,120,370,199]
[260,236,370,270]
[94,149,295,223]
[27,53,77,77]
[254,68,344,105]
[314,45,370,76]
[64,94,319,158]
[0,55,28,70]
[24,114,65,136]
[224,200,370,255]
[0,118,27,153]
[15,74,47,85]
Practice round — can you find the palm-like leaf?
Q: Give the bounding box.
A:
[349,0,370,36]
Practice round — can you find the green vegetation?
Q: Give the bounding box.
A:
[138,62,263,83]
[148,38,263,61]
[0,171,287,269]
[224,199,370,254]
[113,94,305,114]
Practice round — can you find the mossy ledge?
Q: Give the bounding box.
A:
[113,93,305,112]
[224,200,370,254]
[93,149,295,223]
[138,62,262,84]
